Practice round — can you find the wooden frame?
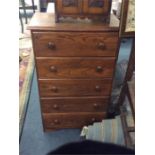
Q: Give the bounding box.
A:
[83,0,112,15]
[119,0,135,37]
[55,0,112,23]
[118,38,135,148]
[117,38,135,108]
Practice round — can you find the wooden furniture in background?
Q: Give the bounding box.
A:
[118,38,135,148]
[119,0,135,37]
[19,11,24,33]
[55,0,112,22]
[117,38,135,108]
[19,0,37,33]
[127,80,135,120]
[28,13,119,131]
[120,79,135,148]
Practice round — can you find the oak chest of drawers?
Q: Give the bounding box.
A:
[28,13,119,131]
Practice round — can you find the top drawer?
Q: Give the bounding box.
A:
[32,32,118,57]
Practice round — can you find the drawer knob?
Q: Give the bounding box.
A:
[53,104,59,109]
[91,118,96,122]
[51,86,58,92]
[98,42,105,50]
[54,119,59,124]
[93,103,99,108]
[95,85,101,92]
[48,42,56,50]
[96,66,103,72]
[50,66,57,72]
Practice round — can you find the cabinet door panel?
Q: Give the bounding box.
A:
[83,0,111,14]
[56,0,82,14]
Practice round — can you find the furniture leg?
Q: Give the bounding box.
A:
[31,0,35,13]
[21,0,28,24]
[19,11,24,33]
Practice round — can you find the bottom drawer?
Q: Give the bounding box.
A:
[43,113,106,131]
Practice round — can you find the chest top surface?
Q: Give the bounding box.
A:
[28,13,119,32]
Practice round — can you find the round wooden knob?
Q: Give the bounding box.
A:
[53,104,59,109]
[54,119,59,124]
[50,66,57,72]
[91,118,96,122]
[51,86,58,92]
[48,42,56,50]
[96,66,103,72]
[95,85,101,92]
[93,103,99,108]
[98,42,105,50]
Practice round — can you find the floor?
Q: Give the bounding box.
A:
[19,71,82,155]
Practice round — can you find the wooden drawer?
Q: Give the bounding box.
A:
[39,79,112,97]
[33,32,118,57]
[36,57,115,79]
[41,96,109,113]
[43,112,106,130]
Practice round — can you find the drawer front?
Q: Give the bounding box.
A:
[33,32,118,57]
[43,113,106,130]
[36,58,115,79]
[41,97,109,113]
[39,79,112,97]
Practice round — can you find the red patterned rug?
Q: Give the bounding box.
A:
[19,34,34,135]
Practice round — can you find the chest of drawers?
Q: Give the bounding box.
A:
[28,13,119,131]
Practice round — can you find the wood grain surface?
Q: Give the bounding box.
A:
[39,79,112,97]
[43,112,106,130]
[36,57,115,79]
[28,13,119,31]
[41,96,109,113]
[33,32,118,57]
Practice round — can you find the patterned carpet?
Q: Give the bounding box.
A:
[19,33,34,136]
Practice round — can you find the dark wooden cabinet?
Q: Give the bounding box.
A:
[55,0,112,22]
[28,13,119,131]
